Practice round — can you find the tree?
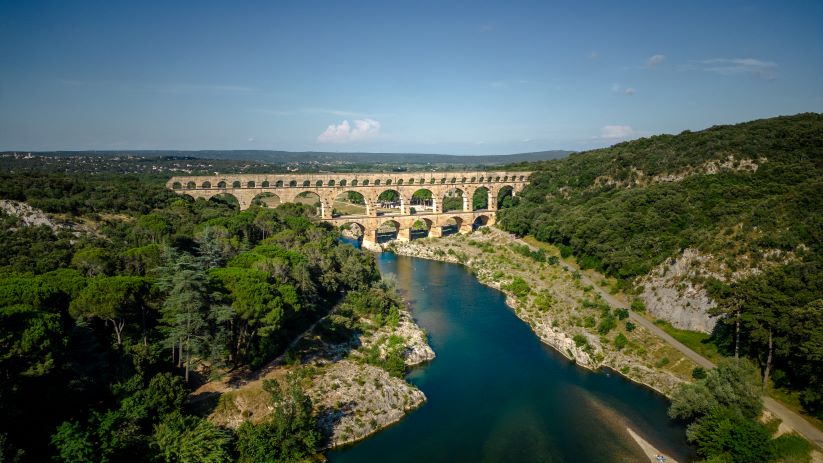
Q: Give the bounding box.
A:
[669,359,762,422]
[686,406,773,463]
[156,250,210,382]
[152,413,232,463]
[235,375,320,463]
[69,276,151,346]
[71,247,114,277]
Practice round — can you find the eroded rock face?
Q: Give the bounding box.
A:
[1,199,63,230]
[0,199,95,237]
[309,360,426,448]
[637,249,719,333]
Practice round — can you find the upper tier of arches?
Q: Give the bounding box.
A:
[168,171,531,191]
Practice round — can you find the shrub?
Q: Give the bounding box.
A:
[625,321,636,331]
[505,277,531,298]
[614,333,628,350]
[597,315,616,335]
[692,367,707,380]
[573,334,588,348]
[615,308,629,320]
[630,299,646,312]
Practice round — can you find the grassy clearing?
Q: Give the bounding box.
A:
[652,319,724,363]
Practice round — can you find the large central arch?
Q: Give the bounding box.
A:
[375,189,405,215]
[332,191,368,218]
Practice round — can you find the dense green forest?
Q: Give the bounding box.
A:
[499,113,823,420]
[0,174,385,462]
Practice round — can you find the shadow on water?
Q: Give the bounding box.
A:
[328,251,695,463]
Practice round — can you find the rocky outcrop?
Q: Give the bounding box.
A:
[309,360,426,447]
[202,294,435,449]
[637,249,719,333]
[1,199,95,237]
[1,200,63,230]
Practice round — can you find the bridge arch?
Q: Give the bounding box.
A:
[217,180,227,188]
[375,189,405,215]
[442,187,467,213]
[440,216,463,236]
[331,191,367,217]
[376,220,400,243]
[171,181,182,189]
[294,191,322,216]
[472,186,490,211]
[252,192,281,208]
[209,192,240,209]
[202,181,212,188]
[186,181,196,189]
[497,185,515,209]
[410,188,435,213]
[339,222,366,242]
[473,215,491,229]
[232,180,241,188]
[411,218,432,240]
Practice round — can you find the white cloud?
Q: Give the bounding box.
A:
[599,125,635,139]
[590,51,600,60]
[317,119,381,143]
[611,83,636,95]
[479,24,495,33]
[646,54,665,68]
[699,58,777,79]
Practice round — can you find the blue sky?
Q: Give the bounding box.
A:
[1,0,821,154]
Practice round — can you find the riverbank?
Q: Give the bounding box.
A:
[386,228,697,397]
[192,296,435,449]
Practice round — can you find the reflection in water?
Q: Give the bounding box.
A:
[329,253,694,463]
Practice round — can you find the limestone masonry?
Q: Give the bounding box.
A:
[166,171,531,247]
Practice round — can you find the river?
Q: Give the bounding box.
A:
[328,252,695,462]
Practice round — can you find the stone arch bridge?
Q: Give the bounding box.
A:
[166,171,531,247]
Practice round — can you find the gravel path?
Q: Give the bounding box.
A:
[554,253,823,451]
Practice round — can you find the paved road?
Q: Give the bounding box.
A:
[554,256,823,450]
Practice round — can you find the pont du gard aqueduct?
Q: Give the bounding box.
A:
[166,171,531,248]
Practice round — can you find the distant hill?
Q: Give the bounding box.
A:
[6,149,572,166]
[501,112,821,280]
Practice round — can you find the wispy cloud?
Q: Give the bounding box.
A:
[156,83,255,94]
[598,125,636,139]
[646,54,665,68]
[479,24,495,33]
[698,58,777,79]
[55,79,256,94]
[589,51,600,60]
[488,79,529,89]
[259,107,374,117]
[611,83,636,95]
[317,119,381,143]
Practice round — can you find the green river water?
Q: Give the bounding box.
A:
[328,252,695,462]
